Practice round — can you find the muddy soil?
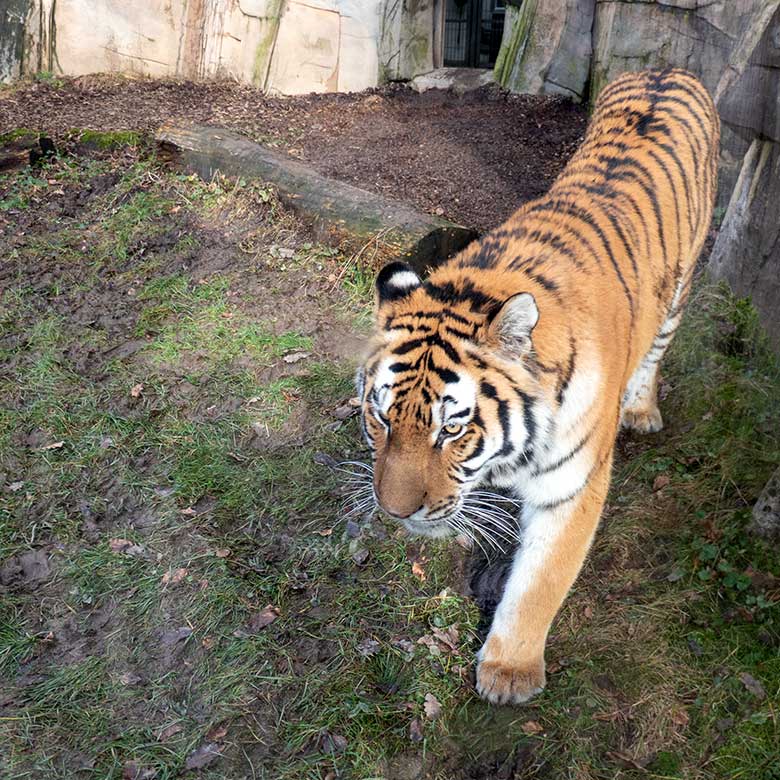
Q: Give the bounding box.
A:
[0,76,587,232]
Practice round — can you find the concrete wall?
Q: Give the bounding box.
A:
[1,0,441,93]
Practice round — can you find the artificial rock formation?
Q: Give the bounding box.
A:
[0,0,442,93]
[495,0,594,102]
[708,2,780,353]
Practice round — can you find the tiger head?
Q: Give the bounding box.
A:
[356,261,543,539]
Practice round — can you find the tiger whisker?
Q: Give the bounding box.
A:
[462,498,520,524]
[456,509,511,552]
[460,501,521,534]
[459,507,520,546]
[468,490,523,508]
[449,513,498,558]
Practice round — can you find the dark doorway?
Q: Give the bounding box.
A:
[443,0,506,69]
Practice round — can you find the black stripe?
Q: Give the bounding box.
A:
[529,198,635,321]
[533,427,593,477]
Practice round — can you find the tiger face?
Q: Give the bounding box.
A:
[357,261,542,538]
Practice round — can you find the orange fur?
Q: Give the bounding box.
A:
[358,69,719,703]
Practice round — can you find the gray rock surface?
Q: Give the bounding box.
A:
[708,4,780,351]
[495,0,595,102]
[751,467,780,541]
[709,138,780,353]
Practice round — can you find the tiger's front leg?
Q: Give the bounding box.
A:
[476,453,613,705]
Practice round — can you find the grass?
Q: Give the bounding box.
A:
[1,146,778,780]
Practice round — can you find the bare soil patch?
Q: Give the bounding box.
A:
[0,76,587,232]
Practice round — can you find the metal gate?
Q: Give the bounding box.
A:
[443,0,507,69]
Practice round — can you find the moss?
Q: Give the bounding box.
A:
[493,0,537,89]
[251,0,285,88]
[72,129,142,149]
[0,128,38,145]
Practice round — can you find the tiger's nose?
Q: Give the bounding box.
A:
[381,502,425,520]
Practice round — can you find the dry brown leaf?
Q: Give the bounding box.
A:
[109,538,144,556]
[130,383,144,398]
[432,625,460,652]
[161,568,188,586]
[521,720,544,735]
[411,558,427,582]
[184,743,221,771]
[157,723,183,742]
[215,548,230,558]
[739,671,766,700]
[206,723,228,742]
[316,527,333,537]
[423,693,441,720]
[653,474,671,491]
[38,440,65,451]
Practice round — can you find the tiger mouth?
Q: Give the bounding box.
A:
[399,516,456,539]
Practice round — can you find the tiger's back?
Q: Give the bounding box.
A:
[358,68,719,705]
[444,67,720,428]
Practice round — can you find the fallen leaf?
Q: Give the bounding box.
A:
[130,383,144,398]
[356,637,381,657]
[606,751,649,771]
[432,625,460,652]
[583,605,594,619]
[161,626,193,646]
[250,604,280,631]
[206,723,228,742]
[122,763,157,780]
[38,440,65,451]
[109,538,145,557]
[423,693,441,720]
[411,558,427,582]
[234,605,280,636]
[332,403,357,420]
[653,474,671,491]
[739,672,766,700]
[119,671,142,686]
[180,507,197,517]
[184,743,221,771]
[283,351,310,364]
[521,720,544,735]
[352,547,369,566]
[320,731,348,754]
[161,568,188,586]
[215,548,230,558]
[201,635,216,650]
[671,707,690,727]
[157,723,183,742]
[316,527,333,537]
[409,718,424,743]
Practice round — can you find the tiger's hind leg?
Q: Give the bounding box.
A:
[621,274,692,434]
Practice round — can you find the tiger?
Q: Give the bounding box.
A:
[354,68,719,704]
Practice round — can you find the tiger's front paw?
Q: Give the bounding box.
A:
[621,405,663,434]
[476,650,546,705]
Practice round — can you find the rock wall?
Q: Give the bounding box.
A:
[494,0,780,350]
[1,0,440,93]
[0,0,31,82]
[708,3,780,352]
[495,0,594,102]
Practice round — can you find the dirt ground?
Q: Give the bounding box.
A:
[0,75,587,232]
[1,80,779,780]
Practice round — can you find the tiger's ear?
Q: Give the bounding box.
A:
[485,293,539,357]
[376,261,421,305]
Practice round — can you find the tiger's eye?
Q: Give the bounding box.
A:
[443,423,463,436]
